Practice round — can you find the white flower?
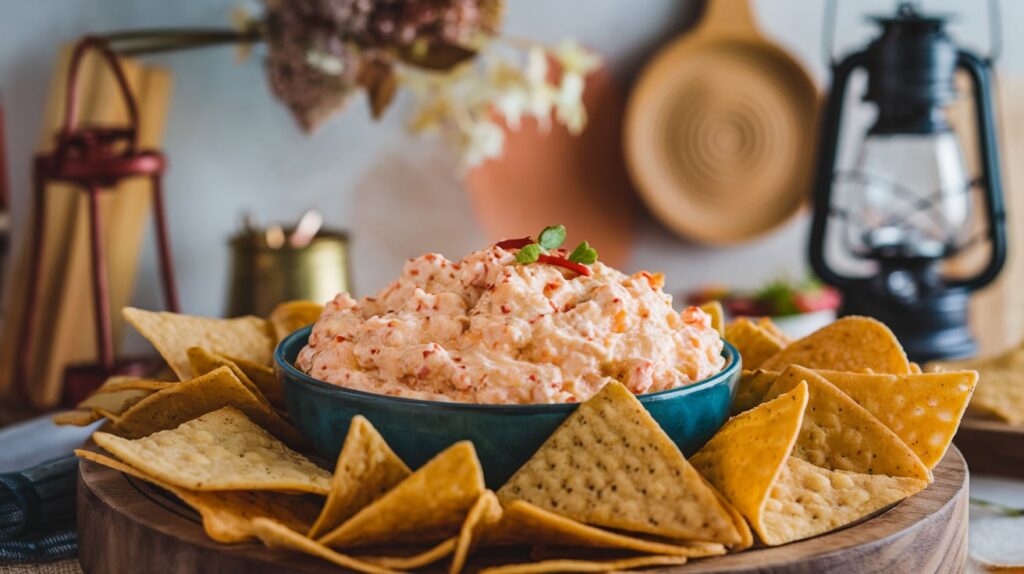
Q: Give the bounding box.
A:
[553,39,602,76]
[458,119,505,171]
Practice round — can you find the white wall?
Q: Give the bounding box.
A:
[1,0,1017,342]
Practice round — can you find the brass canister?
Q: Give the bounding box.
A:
[226,228,351,317]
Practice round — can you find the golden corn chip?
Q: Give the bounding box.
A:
[498,382,741,546]
[451,491,504,574]
[759,316,911,373]
[251,518,400,574]
[814,369,977,468]
[53,410,100,426]
[757,317,792,345]
[318,441,485,548]
[965,369,1024,424]
[489,500,726,558]
[766,366,930,481]
[94,406,330,494]
[270,300,325,342]
[698,301,725,337]
[725,319,785,370]
[357,538,457,570]
[707,478,753,551]
[731,370,781,415]
[111,366,303,448]
[123,307,275,380]
[224,355,280,402]
[94,376,176,392]
[760,457,925,546]
[477,555,689,574]
[76,449,320,543]
[691,382,808,539]
[187,346,281,407]
[308,416,412,538]
[78,388,155,416]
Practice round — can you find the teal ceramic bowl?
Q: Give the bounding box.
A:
[277,326,741,487]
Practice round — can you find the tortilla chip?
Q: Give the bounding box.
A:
[698,302,725,337]
[318,441,485,548]
[123,307,275,380]
[498,382,741,545]
[111,366,303,448]
[94,376,176,392]
[814,369,977,468]
[760,457,926,546]
[53,410,100,426]
[477,555,689,574]
[707,479,753,551]
[964,369,1024,425]
[224,355,281,402]
[691,382,808,540]
[732,370,781,415]
[757,317,793,345]
[451,491,504,574]
[357,538,457,570]
[79,388,155,415]
[725,319,785,369]
[489,501,726,558]
[187,346,281,407]
[77,449,320,543]
[251,518,400,574]
[94,406,330,494]
[759,316,911,373]
[270,300,325,342]
[765,366,930,481]
[308,416,412,538]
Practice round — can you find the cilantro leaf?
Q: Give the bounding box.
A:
[537,225,567,250]
[516,243,542,264]
[568,241,598,265]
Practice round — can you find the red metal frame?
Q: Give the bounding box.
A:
[14,37,180,412]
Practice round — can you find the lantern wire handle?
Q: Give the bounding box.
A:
[821,0,1003,68]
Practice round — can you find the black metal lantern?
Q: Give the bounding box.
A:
[809,2,1007,362]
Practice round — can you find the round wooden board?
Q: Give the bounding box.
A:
[78,447,969,574]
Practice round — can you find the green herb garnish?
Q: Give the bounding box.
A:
[516,243,543,264]
[537,225,567,250]
[568,241,598,264]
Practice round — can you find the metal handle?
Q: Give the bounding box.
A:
[58,37,139,154]
[808,51,870,290]
[947,50,1006,292]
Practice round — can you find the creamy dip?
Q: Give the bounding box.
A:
[297,245,724,404]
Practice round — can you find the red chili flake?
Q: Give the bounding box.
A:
[366,297,377,303]
[417,367,430,378]
[566,396,577,403]
[423,349,434,358]
[309,342,317,348]
[334,335,346,342]
[425,254,437,261]
[454,357,462,363]
[410,269,420,276]
[416,303,424,311]
[537,254,592,276]
[612,298,621,304]
[501,304,511,314]
[370,349,380,355]
[496,237,533,249]
[528,374,537,382]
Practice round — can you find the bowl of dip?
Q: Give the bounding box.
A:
[276,242,741,486]
[278,326,740,487]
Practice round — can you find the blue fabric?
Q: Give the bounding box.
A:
[0,456,78,564]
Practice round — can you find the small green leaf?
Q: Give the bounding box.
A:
[537,225,567,250]
[568,241,598,264]
[516,243,542,264]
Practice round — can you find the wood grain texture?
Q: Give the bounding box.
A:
[77,447,968,574]
[623,0,818,245]
[954,418,1024,480]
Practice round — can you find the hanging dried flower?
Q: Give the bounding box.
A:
[262,0,504,130]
